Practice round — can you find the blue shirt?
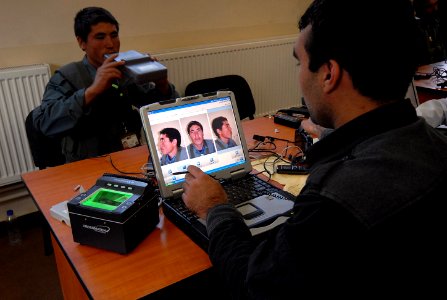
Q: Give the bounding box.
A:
[187,139,216,158]
[160,146,188,165]
[215,138,238,151]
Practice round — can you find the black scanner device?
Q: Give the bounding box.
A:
[105,50,167,84]
[67,173,159,254]
[274,106,309,128]
[277,106,310,117]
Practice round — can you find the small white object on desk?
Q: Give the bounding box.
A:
[50,201,71,227]
[49,184,86,227]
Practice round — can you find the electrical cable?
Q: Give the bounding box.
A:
[103,154,146,176]
[431,66,447,87]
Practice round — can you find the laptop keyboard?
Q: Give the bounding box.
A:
[165,175,284,223]
[221,175,279,204]
[161,174,297,251]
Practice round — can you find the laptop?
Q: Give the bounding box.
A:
[139,91,296,250]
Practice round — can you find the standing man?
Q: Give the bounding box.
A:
[186,120,216,158]
[181,0,446,298]
[211,116,238,150]
[158,127,188,166]
[32,7,179,163]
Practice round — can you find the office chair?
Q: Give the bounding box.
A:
[25,109,65,170]
[184,75,256,120]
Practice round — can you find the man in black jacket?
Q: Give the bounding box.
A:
[181,0,447,298]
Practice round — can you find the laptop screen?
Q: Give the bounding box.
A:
[140,91,252,198]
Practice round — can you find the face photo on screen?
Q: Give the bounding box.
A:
[209,110,241,151]
[182,115,217,158]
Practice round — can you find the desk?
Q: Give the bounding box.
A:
[21,116,297,300]
[415,60,447,103]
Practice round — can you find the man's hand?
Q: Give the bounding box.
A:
[84,54,125,106]
[300,118,327,139]
[182,165,228,220]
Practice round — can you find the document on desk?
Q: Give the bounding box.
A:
[251,159,308,196]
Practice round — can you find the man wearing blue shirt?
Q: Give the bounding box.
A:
[158,127,188,166]
[211,116,238,151]
[186,120,216,158]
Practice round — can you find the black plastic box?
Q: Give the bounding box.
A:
[67,174,159,254]
[107,50,167,84]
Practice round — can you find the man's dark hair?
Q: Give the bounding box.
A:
[74,7,119,42]
[298,0,423,102]
[160,128,181,145]
[211,116,227,137]
[187,120,203,134]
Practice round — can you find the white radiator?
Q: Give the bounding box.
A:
[156,36,301,117]
[0,64,50,187]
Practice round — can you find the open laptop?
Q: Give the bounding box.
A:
[139,91,296,250]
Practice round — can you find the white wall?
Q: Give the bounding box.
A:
[0,0,312,69]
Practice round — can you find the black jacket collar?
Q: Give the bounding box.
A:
[305,99,418,165]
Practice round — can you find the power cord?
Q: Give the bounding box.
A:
[107,155,144,176]
[431,67,447,87]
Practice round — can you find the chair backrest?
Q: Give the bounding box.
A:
[25,109,65,169]
[23,62,90,169]
[184,75,256,120]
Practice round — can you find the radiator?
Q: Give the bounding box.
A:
[156,36,301,117]
[0,64,50,187]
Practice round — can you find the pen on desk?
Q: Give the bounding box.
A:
[172,171,189,175]
[172,171,217,179]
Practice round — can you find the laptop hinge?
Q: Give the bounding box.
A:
[230,169,246,181]
[172,188,184,198]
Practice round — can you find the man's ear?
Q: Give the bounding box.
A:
[77,36,86,51]
[322,59,341,93]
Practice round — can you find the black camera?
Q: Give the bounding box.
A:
[105,50,167,84]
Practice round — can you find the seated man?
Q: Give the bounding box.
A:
[158,127,188,166]
[32,7,179,163]
[181,0,446,297]
[415,98,447,127]
[186,120,216,158]
[211,116,238,150]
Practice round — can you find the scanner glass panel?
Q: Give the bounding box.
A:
[80,188,133,211]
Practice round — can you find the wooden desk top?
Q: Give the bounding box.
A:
[415,61,447,92]
[22,146,210,299]
[21,116,296,299]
